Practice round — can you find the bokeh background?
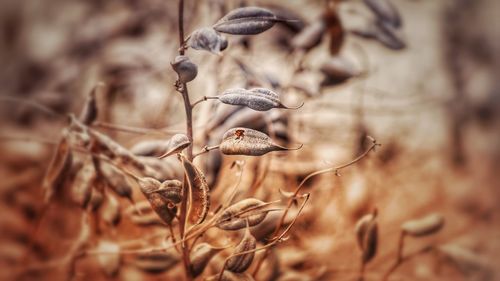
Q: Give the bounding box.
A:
[1,0,499,280]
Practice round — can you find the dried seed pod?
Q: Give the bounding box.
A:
[216,88,302,111]
[363,0,401,28]
[131,140,170,157]
[291,20,325,51]
[158,134,191,159]
[213,7,281,35]
[100,192,121,226]
[189,27,228,54]
[79,84,101,125]
[69,160,96,208]
[99,163,134,201]
[320,56,359,86]
[180,154,210,225]
[43,131,73,203]
[89,183,104,211]
[220,271,255,281]
[155,179,182,204]
[96,240,121,277]
[355,211,378,263]
[134,251,180,274]
[227,226,257,273]
[220,127,302,156]
[171,55,198,84]
[374,19,406,50]
[137,177,177,225]
[190,243,223,277]
[401,213,444,237]
[217,198,268,231]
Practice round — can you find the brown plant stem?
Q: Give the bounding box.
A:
[381,231,407,281]
[382,245,434,281]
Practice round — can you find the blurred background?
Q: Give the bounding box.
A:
[1,0,499,280]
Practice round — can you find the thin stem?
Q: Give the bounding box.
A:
[0,95,68,120]
[358,260,365,281]
[92,121,180,136]
[382,231,407,281]
[192,145,220,159]
[382,245,434,281]
[191,96,215,108]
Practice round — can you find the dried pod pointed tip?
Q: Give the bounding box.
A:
[190,243,223,277]
[216,198,269,231]
[158,134,190,159]
[226,225,257,273]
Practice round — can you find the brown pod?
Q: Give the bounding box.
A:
[138,177,177,225]
[320,56,359,86]
[43,131,73,203]
[89,183,105,211]
[79,84,101,125]
[220,271,255,281]
[355,211,378,263]
[374,19,406,50]
[69,160,96,208]
[291,20,325,51]
[189,27,228,54]
[213,7,281,35]
[99,163,134,201]
[180,154,210,225]
[171,55,198,84]
[363,0,401,28]
[401,213,444,237]
[133,251,180,274]
[189,243,224,277]
[217,198,268,231]
[155,179,182,204]
[158,133,191,159]
[220,127,302,156]
[96,240,121,277]
[100,192,121,226]
[131,140,170,157]
[226,226,257,273]
[216,88,303,111]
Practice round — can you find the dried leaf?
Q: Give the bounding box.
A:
[158,133,191,159]
[217,198,269,231]
[134,251,180,274]
[190,243,223,277]
[213,7,281,35]
[171,55,198,84]
[189,27,228,54]
[227,226,257,273]
[216,88,303,111]
[401,213,444,237]
[100,192,121,226]
[137,177,178,225]
[180,154,210,225]
[69,159,95,208]
[43,131,73,203]
[220,127,302,156]
[363,0,401,28]
[96,240,121,277]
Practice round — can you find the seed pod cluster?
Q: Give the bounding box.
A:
[158,133,191,159]
[137,177,178,225]
[189,27,228,54]
[355,210,378,263]
[189,243,223,277]
[401,213,444,237]
[226,226,257,273]
[216,88,302,111]
[180,154,210,225]
[220,127,301,156]
[133,251,180,274]
[217,198,269,231]
[171,55,198,84]
[96,240,121,277]
[213,7,282,35]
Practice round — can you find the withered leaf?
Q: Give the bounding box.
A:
[158,133,191,159]
[216,88,303,111]
[134,251,180,274]
[43,131,73,203]
[137,177,178,225]
[69,159,95,208]
[180,154,210,225]
[226,226,257,273]
[171,55,198,84]
[217,198,269,231]
[96,240,121,277]
[213,7,282,35]
[401,213,444,237]
[190,243,224,277]
[189,27,228,54]
[220,127,302,156]
[363,0,401,28]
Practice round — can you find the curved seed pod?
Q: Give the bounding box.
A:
[227,226,257,273]
[217,198,268,231]
[180,154,210,225]
[291,20,325,51]
[158,134,191,159]
[401,213,444,237]
[131,140,170,157]
[190,243,224,277]
[96,240,121,277]
[220,271,255,281]
[137,177,177,225]
[355,211,378,263]
[171,55,198,84]
[89,183,104,211]
[43,131,73,203]
[155,179,182,204]
[189,27,228,54]
[70,160,96,208]
[320,56,359,85]
[363,0,401,28]
[79,84,101,125]
[99,163,134,200]
[213,7,280,35]
[100,192,121,226]
[374,19,406,50]
[217,88,302,111]
[134,251,180,274]
[220,127,302,156]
